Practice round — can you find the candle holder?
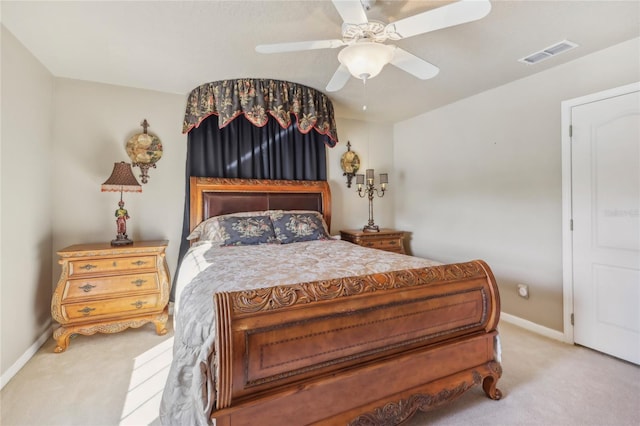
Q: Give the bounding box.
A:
[356,169,388,232]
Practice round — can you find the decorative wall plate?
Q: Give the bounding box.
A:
[126,119,163,183]
[340,141,360,187]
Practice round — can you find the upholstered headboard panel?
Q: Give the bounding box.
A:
[201,192,324,220]
[189,177,332,233]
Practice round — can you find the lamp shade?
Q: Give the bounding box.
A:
[338,42,396,80]
[101,162,142,193]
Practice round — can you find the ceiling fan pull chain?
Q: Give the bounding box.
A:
[362,78,368,111]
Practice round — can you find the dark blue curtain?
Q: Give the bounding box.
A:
[171,113,328,301]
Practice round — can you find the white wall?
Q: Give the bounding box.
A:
[1,26,54,378]
[394,37,640,331]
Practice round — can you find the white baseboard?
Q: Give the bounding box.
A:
[1,322,52,390]
[500,312,569,342]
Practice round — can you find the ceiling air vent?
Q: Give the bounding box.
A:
[518,40,579,65]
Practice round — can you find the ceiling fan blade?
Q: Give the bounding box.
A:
[326,64,351,92]
[388,0,491,39]
[390,47,440,80]
[256,39,345,54]
[332,0,368,25]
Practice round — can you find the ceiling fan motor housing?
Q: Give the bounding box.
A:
[342,21,391,43]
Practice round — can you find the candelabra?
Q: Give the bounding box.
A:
[356,169,388,232]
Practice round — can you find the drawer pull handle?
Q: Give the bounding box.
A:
[132,260,148,266]
[78,307,95,316]
[79,264,97,271]
[131,300,147,309]
[365,242,374,246]
[79,283,96,293]
[131,279,147,287]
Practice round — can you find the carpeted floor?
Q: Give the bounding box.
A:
[1,320,638,426]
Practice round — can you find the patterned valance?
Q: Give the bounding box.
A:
[183,79,338,146]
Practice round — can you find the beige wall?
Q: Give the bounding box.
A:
[48,83,385,279]
[5,16,634,382]
[0,30,384,380]
[1,26,54,376]
[50,78,187,285]
[328,118,395,234]
[394,37,640,332]
[48,80,389,276]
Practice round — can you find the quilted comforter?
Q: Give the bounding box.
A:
[159,239,439,425]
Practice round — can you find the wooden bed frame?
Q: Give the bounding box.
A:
[189,177,502,425]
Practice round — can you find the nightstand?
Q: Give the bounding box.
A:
[51,240,170,353]
[340,229,406,254]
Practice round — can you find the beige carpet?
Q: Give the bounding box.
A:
[1,320,638,426]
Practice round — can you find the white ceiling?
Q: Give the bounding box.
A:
[2,1,639,123]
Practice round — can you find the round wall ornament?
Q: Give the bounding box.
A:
[126,119,163,184]
[340,141,360,188]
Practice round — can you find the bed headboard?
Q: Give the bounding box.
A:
[189,177,332,233]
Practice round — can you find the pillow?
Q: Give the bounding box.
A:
[269,211,331,244]
[187,211,265,243]
[267,210,331,234]
[218,215,278,246]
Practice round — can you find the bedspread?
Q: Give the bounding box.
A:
[159,239,440,426]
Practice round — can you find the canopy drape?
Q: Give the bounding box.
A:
[171,112,329,301]
[183,78,339,145]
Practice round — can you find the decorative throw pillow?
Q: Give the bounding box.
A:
[187,211,266,244]
[218,215,278,246]
[269,211,331,244]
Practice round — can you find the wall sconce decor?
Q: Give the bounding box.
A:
[340,141,361,188]
[101,162,142,246]
[126,119,163,184]
[356,169,388,232]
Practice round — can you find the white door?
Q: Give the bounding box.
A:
[571,88,640,365]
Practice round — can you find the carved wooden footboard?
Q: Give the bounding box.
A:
[210,260,502,426]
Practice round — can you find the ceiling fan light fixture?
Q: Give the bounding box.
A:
[338,42,395,80]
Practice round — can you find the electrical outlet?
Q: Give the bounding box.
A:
[517,284,529,299]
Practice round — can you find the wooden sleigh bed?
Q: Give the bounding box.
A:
[161,177,502,426]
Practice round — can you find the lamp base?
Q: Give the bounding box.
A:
[362,224,380,232]
[111,235,134,246]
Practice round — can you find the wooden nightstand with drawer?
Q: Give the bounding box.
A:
[340,229,406,254]
[51,240,170,353]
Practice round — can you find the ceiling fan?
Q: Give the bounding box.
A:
[256,0,492,92]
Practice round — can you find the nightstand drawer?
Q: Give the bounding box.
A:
[61,293,162,321]
[361,239,401,250]
[69,255,156,276]
[340,229,406,254]
[62,272,159,301]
